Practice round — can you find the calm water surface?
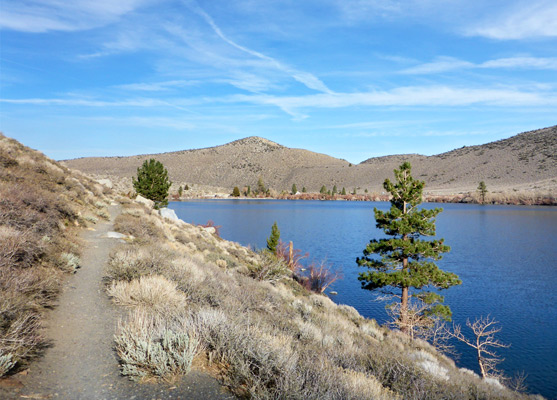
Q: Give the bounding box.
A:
[170,200,557,398]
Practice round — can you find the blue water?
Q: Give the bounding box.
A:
[170,200,557,398]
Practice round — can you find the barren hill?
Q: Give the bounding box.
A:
[64,126,557,195]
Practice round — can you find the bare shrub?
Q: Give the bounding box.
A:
[449,315,510,379]
[0,226,42,269]
[115,309,198,382]
[296,260,341,293]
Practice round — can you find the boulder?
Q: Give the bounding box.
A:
[135,195,154,208]
[96,178,113,189]
[159,207,180,223]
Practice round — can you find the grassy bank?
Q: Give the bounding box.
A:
[0,134,112,376]
[105,198,539,399]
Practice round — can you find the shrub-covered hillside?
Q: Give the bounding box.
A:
[0,133,112,376]
[105,198,539,399]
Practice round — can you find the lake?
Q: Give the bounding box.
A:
[169,200,557,398]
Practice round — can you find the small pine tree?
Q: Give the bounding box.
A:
[257,177,266,194]
[341,187,346,195]
[267,222,280,254]
[185,184,190,190]
[132,159,172,209]
[357,162,461,335]
[332,185,337,195]
[477,181,488,204]
[364,188,368,193]
[178,185,183,197]
[302,187,307,193]
[320,185,327,194]
[292,184,297,195]
[247,185,251,196]
[232,186,241,197]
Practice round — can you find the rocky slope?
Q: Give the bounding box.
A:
[63,126,557,195]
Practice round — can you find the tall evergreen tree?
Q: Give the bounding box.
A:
[266,222,280,254]
[357,162,461,334]
[320,185,327,194]
[292,184,297,194]
[332,185,338,195]
[132,159,172,209]
[341,187,346,195]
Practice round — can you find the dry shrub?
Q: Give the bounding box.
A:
[106,245,173,282]
[115,308,197,382]
[108,275,187,313]
[296,260,342,293]
[249,252,291,282]
[0,226,43,269]
[113,213,164,241]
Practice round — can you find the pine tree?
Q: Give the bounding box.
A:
[302,187,307,193]
[341,187,346,195]
[477,181,488,204]
[357,162,461,334]
[292,184,297,195]
[266,222,280,254]
[232,186,241,197]
[257,177,266,194]
[178,185,183,197]
[132,159,172,209]
[320,185,327,194]
[332,185,337,195]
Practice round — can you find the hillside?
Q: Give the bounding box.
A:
[64,126,557,196]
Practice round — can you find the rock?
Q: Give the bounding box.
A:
[159,208,180,223]
[203,226,216,235]
[106,232,127,239]
[96,178,113,189]
[135,195,154,208]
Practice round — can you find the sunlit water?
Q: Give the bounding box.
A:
[170,200,557,398]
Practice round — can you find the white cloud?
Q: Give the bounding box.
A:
[0,0,153,33]
[402,56,557,74]
[465,1,557,39]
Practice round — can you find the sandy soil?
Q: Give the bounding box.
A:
[2,205,234,400]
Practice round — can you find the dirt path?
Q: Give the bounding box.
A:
[8,204,234,400]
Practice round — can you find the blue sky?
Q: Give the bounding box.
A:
[1,0,556,163]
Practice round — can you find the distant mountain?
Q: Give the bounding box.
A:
[64,126,557,195]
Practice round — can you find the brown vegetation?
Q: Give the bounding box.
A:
[0,133,111,376]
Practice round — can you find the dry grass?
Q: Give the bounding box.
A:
[0,133,108,376]
[104,203,535,399]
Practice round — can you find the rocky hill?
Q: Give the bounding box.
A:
[64,126,557,195]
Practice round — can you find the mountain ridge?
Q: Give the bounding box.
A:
[63,126,557,195]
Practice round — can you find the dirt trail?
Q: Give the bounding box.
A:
[8,204,234,399]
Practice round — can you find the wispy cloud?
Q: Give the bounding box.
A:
[465,1,557,39]
[3,85,555,113]
[116,80,200,91]
[402,56,557,74]
[0,0,152,33]
[189,3,333,94]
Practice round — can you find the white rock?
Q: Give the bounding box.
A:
[96,178,113,189]
[159,208,180,222]
[135,195,154,208]
[106,231,127,239]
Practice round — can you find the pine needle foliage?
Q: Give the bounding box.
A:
[357,162,461,333]
[266,222,280,254]
[132,159,172,209]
